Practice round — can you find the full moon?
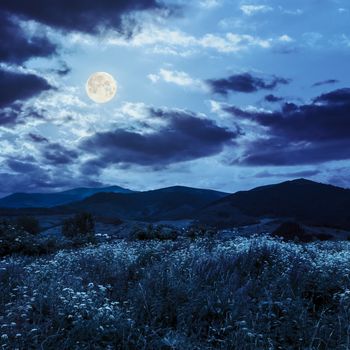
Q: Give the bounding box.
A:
[86,72,117,103]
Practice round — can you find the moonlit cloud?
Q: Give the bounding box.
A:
[0,0,350,194]
[148,69,207,90]
[240,5,273,15]
[105,25,288,54]
[198,0,221,9]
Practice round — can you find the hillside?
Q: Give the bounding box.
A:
[197,178,350,229]
[0,186,134,208]
[58,186,229,221]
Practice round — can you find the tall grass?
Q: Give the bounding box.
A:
[1,235,350,349]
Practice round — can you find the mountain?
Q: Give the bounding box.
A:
[2,179,349,230]
[56,186,229,221]
[196,179,350,229]
[0,186,134,208]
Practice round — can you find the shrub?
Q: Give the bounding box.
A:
[186,225,216,240]
[15,215,40,235]
[272,221,309,242]
[0,220,58,256]
[132,224,178,241]
[62,212,96,242]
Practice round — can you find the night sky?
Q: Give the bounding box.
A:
[0,0,350,196]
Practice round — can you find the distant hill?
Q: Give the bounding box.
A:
[0,186,134,208]
[2,179,350,231]
[197,179,350,229]
[56,186,229,221]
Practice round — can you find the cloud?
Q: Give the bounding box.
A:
[264,94,284,102]
[224,88,350,165]
[6,159,42,173]
[148,69,206,90]
[0,105,22,126]
[198,0,221,9]
[28,133,49,143]
[280,8,303,16]
[302,32,323,47]
[107,25,282,55]
[207,73,290,95]
[254,169,320,178]
[41,143,79,165]
[0,69,52,109]
[80,108,237,168]
[0,11,57,64]
[312,79,339,87]
[1,0,167,35]
[273,35,298,54]
[240,5,273,15]
[0,69,52,126]
[199,33,271,53]
[0,171,51,196]
[53,62,71,76]
[0,168,104,196]
[314,88,350,104]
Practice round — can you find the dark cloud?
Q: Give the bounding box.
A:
[0,11,57,64]
[313,88,350,105]
[28,133,49,143]
[225,88,350,166]
[312,79,339,87]
[264,94,284,103]
[80,158,106,176]
[0,105,21,126]
[80,108,237,168]
[6,159,41,173]
[54,63,71,76]
[207,73,290,95]
[0,104,47,127]
[0,69,52,109]
[0,70,52,126]
[42,143,79,165]
[254,169,320,178]
[0,170,105,197]
[1,0,167,35]
[0,172,52,196]
[236,139,350,166]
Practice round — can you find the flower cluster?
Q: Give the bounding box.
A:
[1,234,350,349]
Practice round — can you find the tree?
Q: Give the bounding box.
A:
[62,212,95,242]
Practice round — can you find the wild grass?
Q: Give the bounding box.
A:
[1,235,350,349]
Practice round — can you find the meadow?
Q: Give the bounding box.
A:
[1,230,350,349]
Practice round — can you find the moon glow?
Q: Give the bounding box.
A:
[86,72,117,103]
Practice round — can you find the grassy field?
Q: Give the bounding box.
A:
[1,234,350,349]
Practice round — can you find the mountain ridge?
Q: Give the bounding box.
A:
[1,179,350,230]
[57,186,229,221]
[0,185,134,208]
[196,178,350,229]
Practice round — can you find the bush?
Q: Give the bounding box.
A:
[272,221,309,242]
[186,225,217,240]
[0,220,25,256]
[15,216,40,235]
[0,220,59,256]
[132,224,178,241]
[62,212,96,242]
